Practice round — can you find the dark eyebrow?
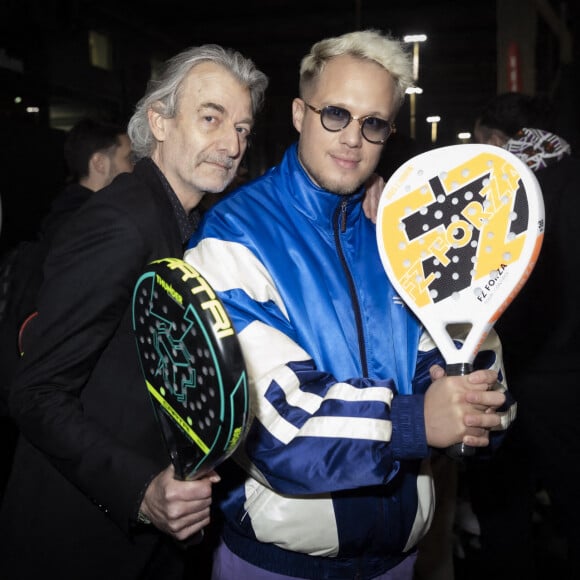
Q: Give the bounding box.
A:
[199,102,226,114]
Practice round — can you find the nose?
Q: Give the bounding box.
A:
[339,117,364,148]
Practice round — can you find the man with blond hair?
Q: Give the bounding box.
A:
[184,30,511,580]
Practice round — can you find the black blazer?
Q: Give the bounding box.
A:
[0,159,190,579]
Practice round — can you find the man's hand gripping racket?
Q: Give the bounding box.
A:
[376,144,544,457]
[132,258,248,537]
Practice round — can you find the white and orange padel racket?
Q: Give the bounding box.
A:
[376,144,544,457]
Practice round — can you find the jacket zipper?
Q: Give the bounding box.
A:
[333,199,368,376]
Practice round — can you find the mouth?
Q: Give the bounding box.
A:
[330,154,360,169]
[207,162,233,172]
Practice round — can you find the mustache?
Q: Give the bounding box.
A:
[202,155,235,170]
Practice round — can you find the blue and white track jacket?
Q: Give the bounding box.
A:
[184,143,505,579]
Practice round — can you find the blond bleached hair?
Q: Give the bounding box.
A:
[299,29,413,109]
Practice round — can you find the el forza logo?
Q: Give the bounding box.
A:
[476,263,507,302]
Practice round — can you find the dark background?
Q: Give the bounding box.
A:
[1,0,579,251]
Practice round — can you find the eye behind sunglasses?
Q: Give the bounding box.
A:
[304,102,395,144]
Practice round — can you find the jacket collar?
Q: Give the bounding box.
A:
[135,157,200,245]
[279,143,365,226]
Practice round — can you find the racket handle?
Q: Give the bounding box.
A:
[446,441,476,458]
[446,363,472,376]
[445,363,476,459]
[172,466,205,549]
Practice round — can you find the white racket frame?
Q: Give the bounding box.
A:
[377,144,544,366]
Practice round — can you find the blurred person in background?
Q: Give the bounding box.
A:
[41,118,134,240]
[1,118,134,396]
[468,91,580,579]
[0,118,133,494]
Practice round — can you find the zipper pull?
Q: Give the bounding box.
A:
[340,200,347,233]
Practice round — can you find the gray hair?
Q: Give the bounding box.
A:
[128,44,269,159]
[299,30,413,109]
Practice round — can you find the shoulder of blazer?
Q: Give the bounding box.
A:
[101,158,183,254]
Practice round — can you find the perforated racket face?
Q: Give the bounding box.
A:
[132,258,248,480]
[377,144,544,365]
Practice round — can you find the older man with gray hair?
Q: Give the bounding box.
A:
[0,44,267,580]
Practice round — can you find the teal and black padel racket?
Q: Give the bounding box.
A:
[132,257,248,480]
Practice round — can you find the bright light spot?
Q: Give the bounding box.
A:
[404,34,428,43]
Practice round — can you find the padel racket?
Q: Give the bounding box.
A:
[376,144,544,457]
[132,257,248,480]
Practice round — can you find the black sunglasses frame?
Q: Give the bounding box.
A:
[304,102,395,144]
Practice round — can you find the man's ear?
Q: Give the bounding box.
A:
[90,151,109,176]
[292,98,305,134]
[148,102,168,142]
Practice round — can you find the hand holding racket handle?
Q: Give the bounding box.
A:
[445,362,476,458]
[376,144,544,459]
[138,463,216,546]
